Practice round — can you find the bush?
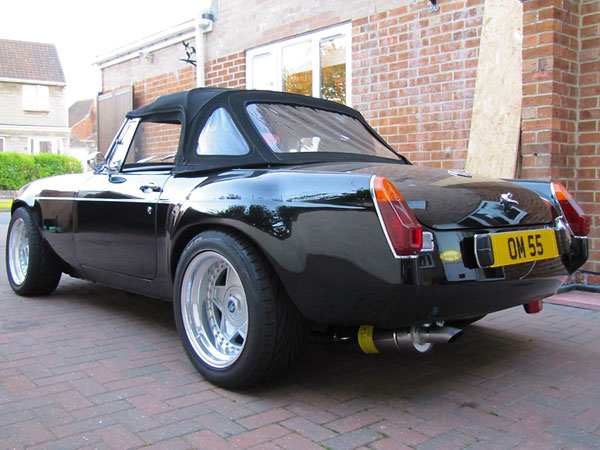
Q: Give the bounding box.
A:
[0,152,82,190]
[34,153,82,179]
[0,153,38,190]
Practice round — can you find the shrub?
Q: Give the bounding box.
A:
[0,152,83,190]
[34,153,82,179]
[0,153,38,190]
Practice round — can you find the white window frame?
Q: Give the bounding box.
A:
[22,84,50,112]
[246,23,352,106]
[29,138,60,155]
[0,137,5,152]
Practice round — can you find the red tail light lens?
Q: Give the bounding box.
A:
[551,182,590,236]
[371,176,422,256]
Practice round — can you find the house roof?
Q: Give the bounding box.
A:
[69,99,94,127]
[0,39,66,84]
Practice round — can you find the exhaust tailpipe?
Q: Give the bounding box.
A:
[326,324,464,354]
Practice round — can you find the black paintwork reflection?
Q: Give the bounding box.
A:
[300,162,553,229]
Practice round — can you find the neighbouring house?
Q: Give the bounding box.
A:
[68,98,98,169]
[0,39,70,156]
[69,98,97,147]
[94,0,600,287]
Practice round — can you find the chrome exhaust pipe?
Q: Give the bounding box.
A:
[326,324,464,354]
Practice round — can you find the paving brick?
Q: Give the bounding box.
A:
[1,222,600,449]
[195,411,247,437]
[227,424,290,448]
[94,424,145,449]
[281,416,337,441]
[273,432,324,450]
[369,421,429,447]
[321,427,384,450]
[184,430,235,449]
[11,420,55,446]
[236,407,294,429]
[137,418,201,443]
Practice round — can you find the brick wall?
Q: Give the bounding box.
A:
[351,0,483,169]
[205,52,246,89]
[131,67,196,109]
[71,103,97,142]
[578,0,600,281]
[522,0,599,278]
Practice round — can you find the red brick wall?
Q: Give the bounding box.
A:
[205,52,246,88]
[522,0,599,278]
[578,0,600,280]
[71,103,96,142]
[351,0,484,169]
[132,66,196,110]
[521,1,579,183]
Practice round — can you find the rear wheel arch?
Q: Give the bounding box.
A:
[170,222,271,283]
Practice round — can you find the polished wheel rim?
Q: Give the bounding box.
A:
[181,251,248,369]
[8,218,29,285]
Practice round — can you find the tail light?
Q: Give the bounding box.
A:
[371,176,422,257]
[551,182,590,236]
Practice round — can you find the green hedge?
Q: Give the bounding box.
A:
[0,152,83,190]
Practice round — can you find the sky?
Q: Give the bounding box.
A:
[2,1,205,106]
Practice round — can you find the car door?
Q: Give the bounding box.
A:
[75,117,180,279]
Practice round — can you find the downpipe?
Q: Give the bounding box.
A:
[322,324,464,354]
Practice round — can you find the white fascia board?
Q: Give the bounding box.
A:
[0,124,71,134]
[0,78,66,86]
[94,20,196,68]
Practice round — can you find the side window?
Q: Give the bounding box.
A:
[196,108,249,156]
[123,120,182,169]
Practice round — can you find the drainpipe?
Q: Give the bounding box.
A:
[195,14,214,87]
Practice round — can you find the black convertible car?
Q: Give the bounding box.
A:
[6,88,589,388]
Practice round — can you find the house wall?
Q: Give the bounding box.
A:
[98,0,600,283]
[577,0,600,281]
[0,81,69,154]
[0,82,67,128]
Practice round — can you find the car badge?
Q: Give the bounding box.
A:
[500,192,519,209]
[447,169,472,178]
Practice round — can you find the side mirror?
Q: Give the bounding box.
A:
[87,152,106,172]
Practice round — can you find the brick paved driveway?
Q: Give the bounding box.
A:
[1,223,600,449]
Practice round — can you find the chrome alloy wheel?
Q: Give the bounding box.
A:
[8,218,29,285]
[180,251,248,369]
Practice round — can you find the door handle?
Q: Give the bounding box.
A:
[139,183,162,193]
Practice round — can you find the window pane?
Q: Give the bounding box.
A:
[282,41,312,96]
[252,52,276,90]
[0,138,4,152]
[124,121,181,166]
[39,141,53,154]
[247,103,401,160]
[196,108,249,156]
[22,85,49,111]
[320,36,346,104]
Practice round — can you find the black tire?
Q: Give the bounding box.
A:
[6,207,62,296]
[446,315,486,328]
[173,230,305,388]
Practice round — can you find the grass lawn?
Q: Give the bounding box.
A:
[0,200,12,210]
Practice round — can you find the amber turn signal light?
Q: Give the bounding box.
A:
[551,182,591,236]
[371,176,423,257]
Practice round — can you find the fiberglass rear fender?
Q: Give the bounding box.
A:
[168,169,407,322]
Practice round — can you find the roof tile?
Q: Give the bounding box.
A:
[0,39,65,84]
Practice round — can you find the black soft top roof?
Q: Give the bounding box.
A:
[126,87,231,121]
[124,88,407,174]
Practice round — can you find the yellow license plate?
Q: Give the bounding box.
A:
[489,229,559,268]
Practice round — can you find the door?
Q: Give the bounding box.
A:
[75,116,181,279]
